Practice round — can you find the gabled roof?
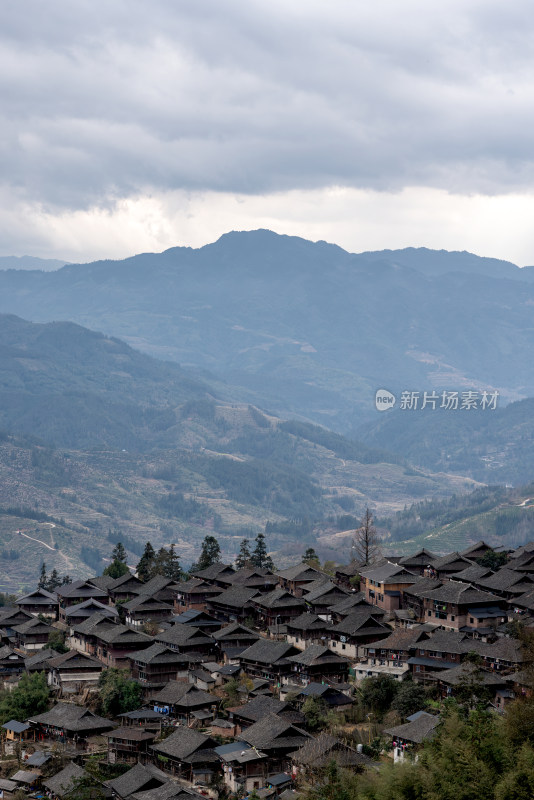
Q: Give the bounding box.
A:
[276,564,323,581]
[47,649,103,670]
[192,563,235,581]
[29,702,114,732]
[432,663,508,687]
[286,613,329,632]
[70,611,118,635]
[403,577,443,597]
[418,580,503,606]
[449,565,494,583]
[371,628,428,651]
[129,642,192,665]
[359,562,418,584]
[304,581,348,603]
[253,588,306,610]
[209,585,259,608]
[212,621,259,641]
[156,622,213,648]
[108,572,144,591]
[328,593,371,615]
[239,639,298,665]
[384,712,440,744]
[56,580,108,599]
[64,598,118,617]
[123,594,174,612]
[230,695,288,721]
[460,541,494,557]
[107,762,168,799]
[329,609,389,636]
[293,732,370,767]
[16,587,58,604]
[24,648,56,670]
[87,575,116,590]
[429,552,473,571]
[150,681,214,707]
[96,623,152,646]
[43,763,86,797]
[398,549,437,567]
[287,644,348,667]
[13,616,52,634]
[137,575,178,595]
[478,568,534,593]
[241,713,310,750]
[152,726,217,759]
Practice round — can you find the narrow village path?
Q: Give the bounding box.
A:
[18,530,56,551]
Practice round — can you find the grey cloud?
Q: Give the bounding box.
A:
[2,0,534,210]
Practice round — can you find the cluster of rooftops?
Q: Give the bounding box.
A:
[0,538,533,798]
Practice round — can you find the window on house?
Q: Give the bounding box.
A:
[470,618,474,624]
[428,610,432,616]
[451,615,455,621]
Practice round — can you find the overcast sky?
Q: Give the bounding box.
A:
[3,0,534,264]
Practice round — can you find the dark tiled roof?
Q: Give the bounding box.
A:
[254,588,305,610]
[43,763,86,796]
[329,609,389,636]
[359,562,418,584]
[28,702,115,732]
[403,577,443,597]
[13,617,52,634]
[287,644,347,667]
[24,648,56,670]
[16,588,58,604]
[107,762,168,798]
[449,565,494,583]
[232,695,288,721]
[150,681,214,707]
[239,639,297,664]
[276,564,323,581]
[418,581,501,605]
[212,621,259,641]
[241,714,310,750]
[209,585,259,608]
[293,732,371,767]
[47,650,102,670]
[286,613,328,632]
[192,563,235,580]
[156,623,213,648]
[478,568,534,592]
[384,712,440,744]
[152,726,216,759]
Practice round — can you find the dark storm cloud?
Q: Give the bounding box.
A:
[2,0,534,210]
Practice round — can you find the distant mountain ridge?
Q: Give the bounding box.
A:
[0,229,533,435]
[0,313,478,591]
[0,255,68,271]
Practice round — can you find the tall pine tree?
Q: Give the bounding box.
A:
[136,542,156,582]
[235,539,252,569]
[251,532,274,570]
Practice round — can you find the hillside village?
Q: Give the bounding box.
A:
[1,537,534,799]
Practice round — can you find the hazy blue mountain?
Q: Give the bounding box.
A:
[0,313,479,590]
[0,230,533,433]
[359,396,534,486]
[0,255,68,271]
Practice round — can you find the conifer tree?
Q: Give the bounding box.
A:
[136,541,156,582]
[38,562,47,589]
[192,535,221,572]
[103,541,129,579]
[235,538,252,569]
[251,532,274,570]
